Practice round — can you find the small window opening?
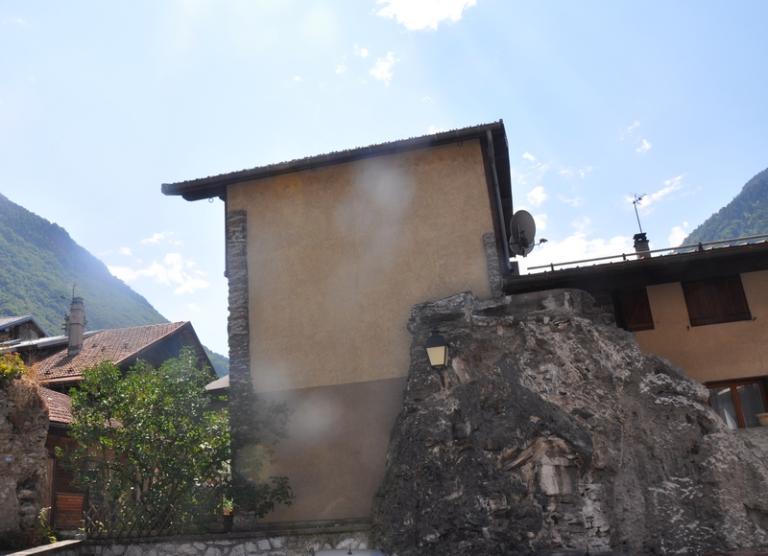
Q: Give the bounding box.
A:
[707,377,768,429]
[614,288,654,331]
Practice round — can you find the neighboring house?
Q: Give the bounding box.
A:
[0,315,46,343]
[0,297,213,530]
[163,122,516,524]
[205,374,229,411]
[505,238,768,430]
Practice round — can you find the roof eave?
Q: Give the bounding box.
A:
[162,121,507,201]
[504,241,768,294]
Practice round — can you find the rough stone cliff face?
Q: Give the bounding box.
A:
[372,289,768,555]
[0,379,49,548]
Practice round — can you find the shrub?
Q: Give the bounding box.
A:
[0,352,25,385]
[62,348,290,536]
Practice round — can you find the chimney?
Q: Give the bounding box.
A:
[67,296,86,355]
[633,232,651,259]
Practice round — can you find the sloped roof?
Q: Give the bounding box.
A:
[0,315,31,328]
[0,315,46,334]
[33,322,188,382]
[0,331,98,352]
[162,120,510,202]
[40,386,72,424]
[205,374,229,392]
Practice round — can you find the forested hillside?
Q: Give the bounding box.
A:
[683,167,768,244]
[0,193,228,376]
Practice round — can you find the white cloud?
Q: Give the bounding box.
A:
[526,185,548,207]
[636,138,652,154]
[557,194,583,208]
[335,64,347,75]
[375,0,477,31]
[632,175,684,210]
[354,45,369,58]
[292,75,303,83]
[533,213,548,231]
[1,16,28,27]
[141,232,165,245]
[521,232,634,273]
[668,221,689,247]
[139,231,182,246]
[624,120,640,137]
[559,165,593,179]
[109,253,209,294]
[522,151,537,163]
[369,52,398,85]
[427,124,446,134]
[421,95,433,103]
[118,246,133,256]
[571,216,592,233]
[186,302,202,313]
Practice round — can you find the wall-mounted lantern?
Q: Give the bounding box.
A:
[425,331,448,369]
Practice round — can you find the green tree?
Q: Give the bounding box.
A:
[63,349,289,536]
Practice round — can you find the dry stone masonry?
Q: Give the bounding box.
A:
[0,378,49,549]
[49,531,371,556]
[371,289,768,555]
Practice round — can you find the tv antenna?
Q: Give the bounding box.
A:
[508,210,543,257]
[632,194,646,233]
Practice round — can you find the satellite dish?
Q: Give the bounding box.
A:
[509,210,537,257]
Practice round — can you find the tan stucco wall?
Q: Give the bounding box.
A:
[253,377,406,523]
[635,270,768,384]
[227,140,495,392]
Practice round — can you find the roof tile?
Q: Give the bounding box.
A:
[33,322,187,382]
[40,386,72,424]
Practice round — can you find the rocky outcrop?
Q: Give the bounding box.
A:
[372,290,768,555]
[0,378,49,548]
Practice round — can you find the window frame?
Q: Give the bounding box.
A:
[706,377,768,429]
[682,275,752,327]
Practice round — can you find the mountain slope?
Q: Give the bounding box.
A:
[0,192,228,376]
[683,167,768,244]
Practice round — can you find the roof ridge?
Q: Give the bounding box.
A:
[90,321,186,333]
[113,321,190,365]
[162,120,507,200]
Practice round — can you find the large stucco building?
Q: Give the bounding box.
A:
[164,121,768,525]
[164,122,515,523]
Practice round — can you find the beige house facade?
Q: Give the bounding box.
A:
[164,122,515,523]
[634,269,768,385]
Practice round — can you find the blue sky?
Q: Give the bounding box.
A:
[2,0,768,355]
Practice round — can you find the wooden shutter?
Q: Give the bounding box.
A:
[683,276,751,326]
[615,288,654,331]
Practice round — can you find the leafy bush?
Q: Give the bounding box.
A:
[60,349,282,536]
[0,352,25,385]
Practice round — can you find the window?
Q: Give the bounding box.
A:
[614,288,654,331]
[707,377,768,429]
[682,276,751,327]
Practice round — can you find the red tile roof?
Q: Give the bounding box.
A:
[40,386,72,424]
[33,322,188,382]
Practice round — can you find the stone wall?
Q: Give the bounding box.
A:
[225,208,258,515]
[0,378,50,549]
[372,289,768,555]
[48,531,372,556]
